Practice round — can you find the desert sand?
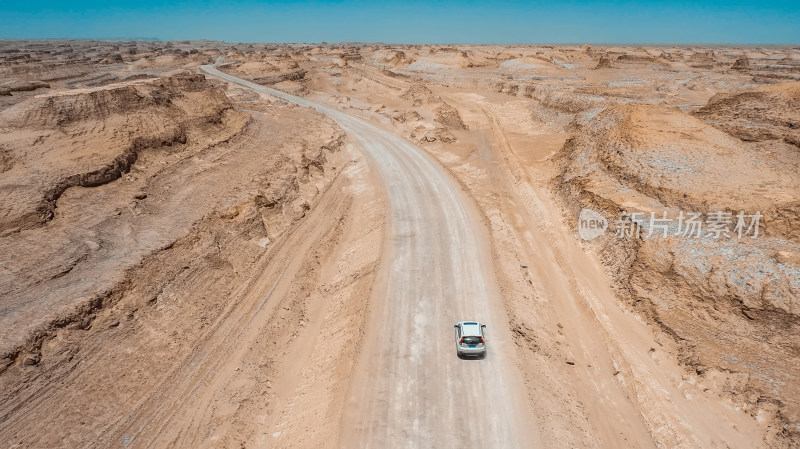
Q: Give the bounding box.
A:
[0,40,798,448]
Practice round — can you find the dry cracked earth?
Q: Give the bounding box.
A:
[0,39,799,448]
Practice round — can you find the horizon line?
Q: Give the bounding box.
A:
[1,38,799,48]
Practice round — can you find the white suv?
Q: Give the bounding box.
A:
[453,321,487,357]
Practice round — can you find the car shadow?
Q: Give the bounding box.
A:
[457,352,486,360]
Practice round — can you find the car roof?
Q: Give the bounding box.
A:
[457,321,483,336]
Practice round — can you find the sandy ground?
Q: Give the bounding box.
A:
[0,40,799,448]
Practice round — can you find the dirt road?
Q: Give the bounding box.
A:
[202,64,539,447]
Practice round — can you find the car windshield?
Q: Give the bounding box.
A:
[461,336,483,345]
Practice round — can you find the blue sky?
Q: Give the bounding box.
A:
[2,1,799,43]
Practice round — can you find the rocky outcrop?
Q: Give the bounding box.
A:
[252,69,307,85]
[400,83,437,106]
[0,80,50,96]
[0,73,247,234]
[386,50,410,66]
[434,102,468,130]
[418,127,457,144]
[694,82,800,147]
[594,56,614,69]
[552,102,800,446]
[687,50,715,68]
[731,56,750,71]
[99,53,124,64]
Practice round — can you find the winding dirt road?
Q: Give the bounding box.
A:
[201,64,538,447]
